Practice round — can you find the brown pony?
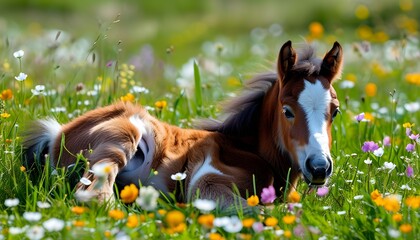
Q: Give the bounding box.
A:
[23,41,343,207]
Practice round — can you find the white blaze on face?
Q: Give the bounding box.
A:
[296,80,332,177]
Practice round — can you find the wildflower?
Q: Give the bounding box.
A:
[136,185,160,211]
[197,214,215,228]
[242,218,255,228]
[247,195,259,206]
[401,184,411,190]
[383,162,397,172]
[4,198,19,207]
[75,190,96,202]
[339,80,355,89]
[223,216,243,233]
[23,212,42,222]
[79,177,92,186]
[71,206,87,215]
[109,209,125,220]
[388,228,401,238]
[294,224,305,237]
[170,172,186,181]
[208,232,225,240]
[355,4,369,19]
[405,73,420,86]
[406,143,415,152]
[192,198,216,212]
[155,100,167,109]
[337,211,346,215]
[284,230,292,238]
[405,196,420,209]
[26,226,44,240]
[316,186,329,197]
[120,93,135,102]
[252,222,264,233]
[120,184,139,204]
[392,213,403,222]
[0,89,13,100]
[106,60,113,67]
[364,158,372,165]
[31,85,46,96]
[355,112,365,122]
[264,217,278,227]
[399,224,412,233]
[365,83,377,97]
[9,227,25,235]
[373,147,384,157]
[354,195,364,200]
[403,122,414,128]
[15,72,28,81]
[1,112,11,118]
[13,50,24,58]
[308,22,324,39]
[383,136,391,146]
[43,218,65,232]
[288,190,300,203]
[409,133,419,140]
[91,162,112,177]
[406,165,414,177]
[20,165,26,172]
[383,195,400,212]
[73,220,85,227]
[37,201,51,209]
[126,214,139,228]
[165,210,185,228]
[362,141,379,152]
[404,102,420,112]
[261,185,277,204]
[282,215,296,224]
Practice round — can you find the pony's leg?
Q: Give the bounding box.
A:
[75,144,137,202]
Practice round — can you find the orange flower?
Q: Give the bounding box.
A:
[197,214,215,229]
[108,209,125,220]
[71,206,87,215]
[0,89,13,100]
[247,195,259,206]
[20,166,26,172]
[120,184,139,204]
[405,73,420,86]
[282,215,296,225]
[208,232,225,240]
[288,191,301,203]
[383,195,400,212]
[242,218,255,228]
[405,196,420,209]
[264,217,278,227]
[399,223,412,233]
[392,213,403,222]
[73,220,85,227]
[284,230,292,238]
[308,22,324,39]
[155,100,167,109]
[121,93,135,102]
[126,214,139,228]
[165,210,185,228]
[370,189,381,200]
[365,83,377,97]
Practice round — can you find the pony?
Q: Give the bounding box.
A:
[23,40,343,207]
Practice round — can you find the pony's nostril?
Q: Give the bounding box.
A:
[306,157,330,184]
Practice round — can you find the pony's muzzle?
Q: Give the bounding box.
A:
[305,156,332,185]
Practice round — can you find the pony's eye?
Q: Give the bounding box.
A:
[282,106,295,119]
[332,108,341,120]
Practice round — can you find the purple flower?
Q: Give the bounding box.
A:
[293,224,305,238]
[406,165,414,178]
[406,143,415,152]
[406,128,411,136]
[252,222,264,233]
[106,60,114,68]
[261,185,276,204]
[316,186,329,197]
[362,141,379,153]
[355,112,365,122]
[409,134,419,141]
[383,136,391,146]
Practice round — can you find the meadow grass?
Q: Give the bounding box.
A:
[1,6,420,240]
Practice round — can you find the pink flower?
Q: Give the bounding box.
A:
[406,143,415,152]
[355,113,365,122]
[383,136,391,146]
[406,128,411,136]
[316,186,329,197]
[409,134,419,141]
[106,60,114,67]
[362,141,379,152]
[252,222,264,233]
[261,185,276,204]
[406,165,414,178]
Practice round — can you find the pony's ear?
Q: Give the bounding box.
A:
[277,40,297,81]
[320,41,343,82]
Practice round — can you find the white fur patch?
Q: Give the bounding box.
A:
[189,155,223,191]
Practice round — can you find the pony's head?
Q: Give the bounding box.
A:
[277,41,342,186]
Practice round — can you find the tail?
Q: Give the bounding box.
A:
[23,119,61,172]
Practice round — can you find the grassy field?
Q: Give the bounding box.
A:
[1,1,419,239]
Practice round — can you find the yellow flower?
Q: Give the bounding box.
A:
[357,25,373,40]
[370,189,381,200]
[399,223,413,233]
[20,166,26,172]
[121,93,135,103]
[392,213,403,222]
[120,184,139,204]
[155,100,167,109]
[403,122,415,128]
[288,191,301,203]
[405,196,420,209]
[264,217,278,227]
[365,83,377,97]
[104,230,112,238]
[109,209,125,220]
[208,232,225,240]
[345,73,357,82]
[157,209,167,216]
[165,210,185,228]
[284,230,292,238]
[282,215,296,225]
[400,0,413,11]
[71,206,87,215]
[242,218,255,228]
[126,214,139,228]
[247,195,259,206]
[197,214,214,229]
[383,195,400,212]
[355,4,369,20]
[73,220,85,227]
[364,112,374,122]
[0,89,13,100]
[1,112,10,118]
[227,76,241,87]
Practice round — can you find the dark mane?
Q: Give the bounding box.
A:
[292,44,322,75]
[197,73,277,135]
